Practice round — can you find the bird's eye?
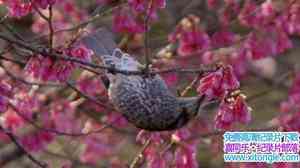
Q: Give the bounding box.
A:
[113,48,123,58]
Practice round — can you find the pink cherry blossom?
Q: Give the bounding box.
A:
[113,8,145,34]
[215,93,251,129]
[261,0,276,18]
[168,15,211,57]
[50,100,83,134]
[25,44,92,82]
[144,146,169,168]
[280,110,300,132]
[106,113,128,128]
[197,65,240,99]
[207,0,219,9]
[5,0,32,18]
[128,0,166,19]
[174,143,198,168]
[162,73,178,87]
[2,111,24,132]
[244,32,274,60]
[177,29,211,57]
[20,131,54,152]
[228,49,249,78]
[80,131,124,165]
[128,0,146,13]
[2,0,56,18]
[69,44,93,63]
[279,73,300,114]
[279,73,300,131]
[211,30,236,48]
[77,75,105,96]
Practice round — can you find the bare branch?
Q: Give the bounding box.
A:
[48,6,54,49]
[129,138,151,168]
[180,74,201,97]
[144,0,153,72]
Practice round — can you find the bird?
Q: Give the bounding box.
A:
[81,28,207,131]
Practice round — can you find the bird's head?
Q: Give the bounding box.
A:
[177,95,206,119]
[167,95,206,130]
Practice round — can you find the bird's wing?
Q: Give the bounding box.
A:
[81,28,141,71]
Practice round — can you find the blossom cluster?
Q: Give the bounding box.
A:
[1,0,56,18]
[112,0,166,34]
[25,44,92,82]
[135,125,205,168]
[197,65,251,129]
[279,73,300,132]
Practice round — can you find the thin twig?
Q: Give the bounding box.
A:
[144,0,153,72]
[129,138,151,168]
[1,23,26,42]
[32,3,49,21]
[180,74,201,97]
[48,5,54,50]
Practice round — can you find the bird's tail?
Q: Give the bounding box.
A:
[81,28,117,57]
[81,28,140,71]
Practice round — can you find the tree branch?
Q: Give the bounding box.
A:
[129,138,151,168]
[0,32,215,75]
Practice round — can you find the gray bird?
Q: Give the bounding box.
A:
[81,29,207,131]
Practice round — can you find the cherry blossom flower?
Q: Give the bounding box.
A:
[2,110,24,132]
[174,143,198,168]
[113,8,145,34]
[25,44,92,82]
[211,30,237,48]
[169,15,211,57]
[128,0,166,19]
[50,100,83,134]
[197,65,240,100]
[20,131,54,152]
[2,0,56,18]
[5,0,32,18]
[207,0,219,9]
[177,29,211,57]
[279,73,300,131]
[215,92,251,129]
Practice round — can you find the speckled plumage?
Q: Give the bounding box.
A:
[82,29,205,131]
